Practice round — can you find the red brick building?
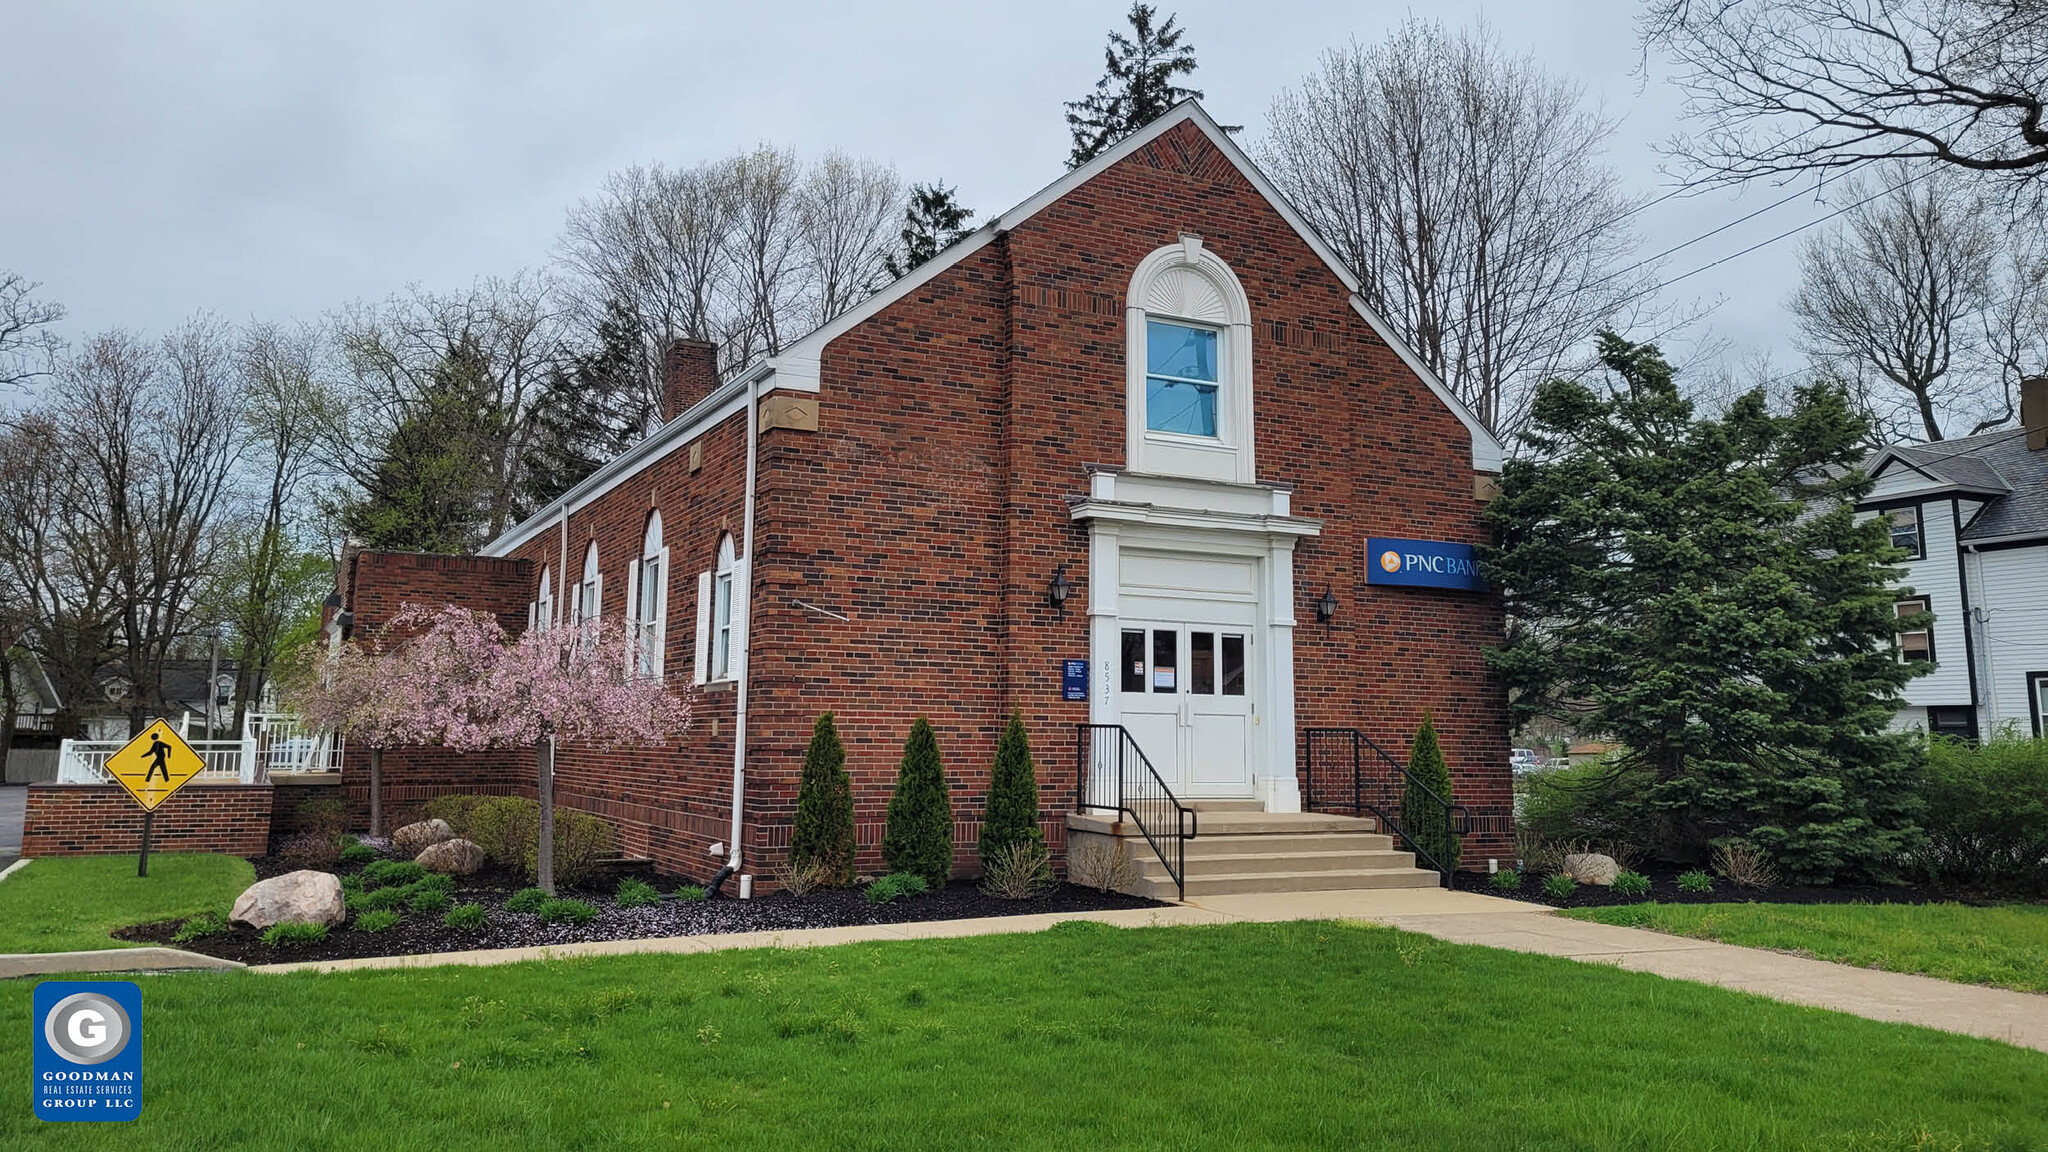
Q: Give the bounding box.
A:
[349,104,1512,887]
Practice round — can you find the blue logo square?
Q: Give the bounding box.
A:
[32,981,142,1122]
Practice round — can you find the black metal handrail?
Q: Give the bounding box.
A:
[1075,724,1197,899]
[1302,727,1468,887]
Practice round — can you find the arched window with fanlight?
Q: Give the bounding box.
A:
[532,566,553,632]
[626,511,668,679]
[571,540,602,630]
[1125,234,1256,484]
[693,533,742,684]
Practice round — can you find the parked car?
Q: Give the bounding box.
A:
[1510,748,1546,775]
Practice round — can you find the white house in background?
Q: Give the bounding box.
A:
[1860,380,2048,740]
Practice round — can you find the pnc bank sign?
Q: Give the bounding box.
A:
[1365,537,1489,593]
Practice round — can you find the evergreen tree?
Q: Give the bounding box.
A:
[1064,4,1203,168]
[520,299,644,512]
[883,716,954,886]
[789,711,857,885]
[337,339,503,554]
[883,183,976,280]
[979,713,1044,868]
[1402,713,1459,871]
[1485,331,1928,881]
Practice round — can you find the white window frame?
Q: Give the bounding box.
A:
[1124,234,1255,484]
[1142,319,1224,440]
[626,512,669,679]
[1896,597,1933,663]
[533,566,553,633]
[572,541,602,632]
[1888,506,1924,559]
[712,534,737,681]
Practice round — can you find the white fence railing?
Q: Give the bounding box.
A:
[54,712,343,786]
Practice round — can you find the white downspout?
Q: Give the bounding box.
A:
[728,364,763,890]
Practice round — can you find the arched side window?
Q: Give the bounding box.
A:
[627,511,668,679]
[532,566,553,632]
[694,533,742,684]
[1125,234,1256,484]
[571,540,602,628]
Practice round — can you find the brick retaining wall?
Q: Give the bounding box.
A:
[23,783,274,857]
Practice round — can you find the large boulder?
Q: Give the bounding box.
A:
[230,870,345,929]
[416,837,485,876]
[1563,852,1619,886]
[392,818,454,858]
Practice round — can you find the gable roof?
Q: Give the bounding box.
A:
[483,101,1502,558]
[1865,429,2048,544]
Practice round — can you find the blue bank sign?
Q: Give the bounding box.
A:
[1366,537,1488,593]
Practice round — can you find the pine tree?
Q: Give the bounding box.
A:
[883,716,954,886]
[789,711,857,885]
[337,338,503,554]
[883,183,975,280]
[520,299,645,512]
[979,713,1044,868]
[1485,331,1928,882]
[1402,713,1459,871]
[1064,4,1203,168]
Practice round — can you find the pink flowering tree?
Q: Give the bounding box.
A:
[284,632,446,837]
[369,603,688,893]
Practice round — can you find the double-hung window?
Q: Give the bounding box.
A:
[1888,506,1923,558]
[1896,598,1933,662]
[1144,320,1220,437]
[630,513,667,679]
[695,534,740,684]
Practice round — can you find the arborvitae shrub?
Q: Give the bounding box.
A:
[979,713,1043,871]
[789,712,857,885]
[1403,714,1460,870]
[883,717,954,887]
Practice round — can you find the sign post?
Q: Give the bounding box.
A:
[101,719,207,877]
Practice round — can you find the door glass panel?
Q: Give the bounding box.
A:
[1190,632,1215,695]
[1121,630,1146,693]
[1151,629,1178,692]
[1221,634,1245,696]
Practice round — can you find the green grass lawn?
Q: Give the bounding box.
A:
[3,921,2045,1150]
[1563,901,2048,994]
[0,854,253,954]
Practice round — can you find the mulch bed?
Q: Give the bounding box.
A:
[1454,863,2029,909]
[119,851,1167,965]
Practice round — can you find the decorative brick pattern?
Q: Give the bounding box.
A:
[24,784,273,857]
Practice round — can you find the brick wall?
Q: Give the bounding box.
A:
[24,784,273,857]
[346,551,534,639]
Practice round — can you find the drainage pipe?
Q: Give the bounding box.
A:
[724,361,764,893]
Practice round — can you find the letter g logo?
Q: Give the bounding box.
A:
[44,992,131,1065]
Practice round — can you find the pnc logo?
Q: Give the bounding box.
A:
[1378,550,1403,574]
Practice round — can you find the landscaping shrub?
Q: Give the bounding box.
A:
[979,842,1054,900]
[443,903,488,930]
[883,717,953,887]
[505,887,548,913]
[1678,869,1715,894]
[865,872,930,904]
[468,796,541,868]
[1611,870,1651,898]
[1488,869,1524,894]
[979,713,1044,872]
[1517,759,1662,856]
[615,877,661,908]
[260,922,329,948]
[362,859,428,889]
[170,911,227,944]
[356,887,408,912]
[354,909,402,933]
[1402,714,1459,871]
[278,832,342,871]
[1068,839,1139,893]
[407,886,451,914]
[296,797,349,837]
[1917,734,2048,892]
[1712,841,1778,889]
[537,898,597,925]
[673,884,708,902]
[774,859,826,898]
[339,839,380,865]
[1542,873,1578,901]
[789,711,856,886]
[520,808,617,889]
[421,793,494,838]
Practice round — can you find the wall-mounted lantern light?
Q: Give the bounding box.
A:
[1047,564,1074,614]
[1316,584,1339,633]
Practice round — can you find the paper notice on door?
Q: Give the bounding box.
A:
[1152,666,1176,690]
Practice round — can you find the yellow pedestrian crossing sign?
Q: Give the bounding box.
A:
[105,719,207,811]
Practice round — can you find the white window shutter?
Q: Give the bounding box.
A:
[654,550,669,678]
[621,563,640,674]
[693,570,713,685]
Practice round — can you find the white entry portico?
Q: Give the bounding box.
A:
[1072,469,1321,811]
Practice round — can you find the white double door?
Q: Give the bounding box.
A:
[1116,618,1255,797]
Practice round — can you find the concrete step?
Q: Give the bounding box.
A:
[1133,848,1419,878]
[1130,867,1445,899]
[1182,798,1264,812]
[1184,831,1398,858]
[1069,809,1379,838]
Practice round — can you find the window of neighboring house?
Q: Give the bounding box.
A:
[631,513,666,679]
[1927,705,1979,743]
[712,534,736,680]
[1144,320,1221,437]
[573,541,601,629]
[1888,506,1923,559]
[1896,598,1933,662]
[2030,672,2048,738]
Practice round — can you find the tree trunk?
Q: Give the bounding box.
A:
[537,735,556,895]
[370,746,384,838]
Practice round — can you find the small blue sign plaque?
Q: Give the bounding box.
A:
[1365,536,1489,592]
[1062,659,1088,701]
[33,980,142,1122]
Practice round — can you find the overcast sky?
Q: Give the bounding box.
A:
[3,0,1822,384]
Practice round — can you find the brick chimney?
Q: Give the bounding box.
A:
[2023,375,2047,451]
[661,338,720,423]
